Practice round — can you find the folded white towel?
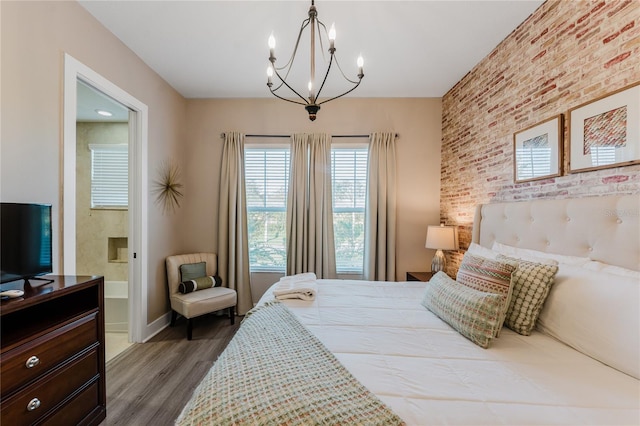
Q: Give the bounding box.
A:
[273,273,318,301]
[273,288,316,301]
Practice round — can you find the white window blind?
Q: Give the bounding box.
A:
[245,147,290,271]
[89,144,128,208]
[331,147,368,273]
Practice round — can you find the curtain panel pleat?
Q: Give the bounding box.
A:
[217,132,253,315]
[286,133,336,278]
[364,132,397,281]
[286,134,310,274]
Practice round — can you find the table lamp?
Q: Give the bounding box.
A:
[425,224,459,273]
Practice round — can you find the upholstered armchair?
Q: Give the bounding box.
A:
[165,253,237,340]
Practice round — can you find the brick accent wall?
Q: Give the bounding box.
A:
[441,0,640,275]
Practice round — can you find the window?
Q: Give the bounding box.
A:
[331,147,368,273]
[89,144,128,208]
[245,147,290,271]
[244,143,369,274]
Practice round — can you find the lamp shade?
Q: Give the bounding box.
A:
[425,225,459,251]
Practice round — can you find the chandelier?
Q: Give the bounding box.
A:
[267,0,364,121]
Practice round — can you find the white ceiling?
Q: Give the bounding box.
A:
[78,0,544,100]
[77,80,130,122]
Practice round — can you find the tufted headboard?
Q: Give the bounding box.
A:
[472,195,640,271]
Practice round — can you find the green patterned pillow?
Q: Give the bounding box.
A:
[421,272,505,348]
[456,253,517,336]
[497,254,559,336]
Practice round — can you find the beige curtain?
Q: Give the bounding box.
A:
[286,133,336,278]
[217,132,252,315]
[364,132,397,281]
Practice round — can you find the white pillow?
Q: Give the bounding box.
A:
[491,242,585,266]
[537,264,640,379]
[467,242,499,259]
[582,261,640,279]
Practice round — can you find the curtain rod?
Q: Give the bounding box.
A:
[219,133,399,139]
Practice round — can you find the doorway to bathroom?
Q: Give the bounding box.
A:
[63,54,150,352]
[76,80,132,361]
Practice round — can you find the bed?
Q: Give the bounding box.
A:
[177,194,640,425]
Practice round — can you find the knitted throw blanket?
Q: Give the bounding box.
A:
[176,300,405,426]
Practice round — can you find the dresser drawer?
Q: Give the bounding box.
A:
[0,313,98,396]
[39,381,102,426]
[0,348,99,425]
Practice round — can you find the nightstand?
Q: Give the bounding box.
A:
[406,271,434,282]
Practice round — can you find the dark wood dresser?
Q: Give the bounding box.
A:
[0,276,106,425]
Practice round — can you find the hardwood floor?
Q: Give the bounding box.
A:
[101,313,241,425]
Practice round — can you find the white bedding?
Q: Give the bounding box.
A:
[259,279,640,425]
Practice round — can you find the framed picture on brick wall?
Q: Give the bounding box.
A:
[568,82,640,173]
[513,114,563,183]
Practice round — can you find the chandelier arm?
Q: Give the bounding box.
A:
[270,80,286,92]
[317,78,362,105]
[275,18,311,74]
[314,54,334,101]
[269,87,308,106]
[316,19,330,63]
[332,55,362,85]
[272,67,310,104]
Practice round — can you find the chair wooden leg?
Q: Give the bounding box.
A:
[187,318,193,340]
[229,306,235,325]
[170,310,177,327]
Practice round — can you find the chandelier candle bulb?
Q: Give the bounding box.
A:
[268,34,276,60]
[357,56,364,77]
[329,23,336,51]
[267,66,273,86]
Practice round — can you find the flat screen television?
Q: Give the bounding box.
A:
[1,202,53,285]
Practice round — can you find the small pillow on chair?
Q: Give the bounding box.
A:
[180,262,206,282]
[179,276,222,294]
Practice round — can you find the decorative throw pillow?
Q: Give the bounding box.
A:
[497,254,558,336]
[180,262,206,282]
[179,275,222,294]
[456,253,517,336]
[421,272,504,348]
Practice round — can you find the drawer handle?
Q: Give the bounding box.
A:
[27,398,41,412]
[25,356,40,368]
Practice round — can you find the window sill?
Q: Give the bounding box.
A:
[91,206,128,211]
[250,268,286,274]
[250,270,364,277]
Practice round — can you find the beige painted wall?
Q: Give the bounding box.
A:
[76,122,128,283]
[183,98,442,288]
[1,1,187,326]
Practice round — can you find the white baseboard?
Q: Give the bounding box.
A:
[142,311,171,343]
